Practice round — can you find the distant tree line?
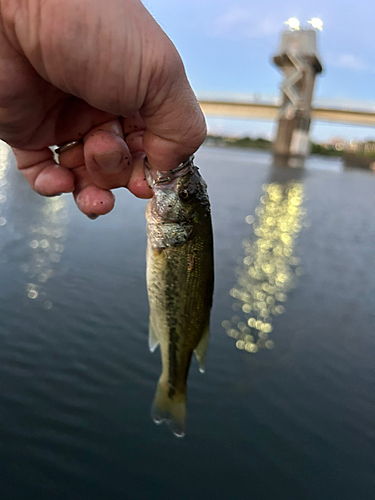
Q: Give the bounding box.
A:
[204,135,344,157]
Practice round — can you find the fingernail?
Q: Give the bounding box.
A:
[45,192,63,198]
[93,151,123,170]
[87,213,99,220]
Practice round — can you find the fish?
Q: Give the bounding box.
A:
[145,156,214,437]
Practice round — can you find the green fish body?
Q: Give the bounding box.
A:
[145,159,214,437]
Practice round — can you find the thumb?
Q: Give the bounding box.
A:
[139,43,207,171]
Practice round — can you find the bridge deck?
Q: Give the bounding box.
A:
[199,100,375,126]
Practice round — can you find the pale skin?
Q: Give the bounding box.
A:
[0,0,206,216]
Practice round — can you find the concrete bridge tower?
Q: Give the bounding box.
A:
[273,29,323,160]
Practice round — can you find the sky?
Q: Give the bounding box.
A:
[143,0,375,142]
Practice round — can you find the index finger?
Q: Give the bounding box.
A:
[13,147,75,196]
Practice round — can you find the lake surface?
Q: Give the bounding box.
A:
[0,144,374,500]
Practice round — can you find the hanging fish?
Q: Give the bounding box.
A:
[145,156,214,437]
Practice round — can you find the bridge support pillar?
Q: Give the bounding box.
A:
[273,29,323,160]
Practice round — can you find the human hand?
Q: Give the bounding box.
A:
[0,0,206,216]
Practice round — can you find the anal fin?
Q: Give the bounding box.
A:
[194,323,210,373]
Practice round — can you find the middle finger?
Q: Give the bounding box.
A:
[84,120,133,190]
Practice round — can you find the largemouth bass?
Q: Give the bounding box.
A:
[145,156,214,437]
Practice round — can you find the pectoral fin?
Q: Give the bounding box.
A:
[194,324,210,373]
[148,321,160,352]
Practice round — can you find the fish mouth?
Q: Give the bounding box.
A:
[144,156,195,188]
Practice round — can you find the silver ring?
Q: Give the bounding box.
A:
[55,140,83,155]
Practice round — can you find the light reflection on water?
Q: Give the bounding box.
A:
[21,196,68,308]
[0,140,68,307]
[222,177,306,353]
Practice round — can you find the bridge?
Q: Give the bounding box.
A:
[198,99,375,127]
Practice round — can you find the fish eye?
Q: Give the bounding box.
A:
[179,189,189,201]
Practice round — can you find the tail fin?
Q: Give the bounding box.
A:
[151,380,186,438]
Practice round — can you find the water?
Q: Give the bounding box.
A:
[0,143,374,499]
